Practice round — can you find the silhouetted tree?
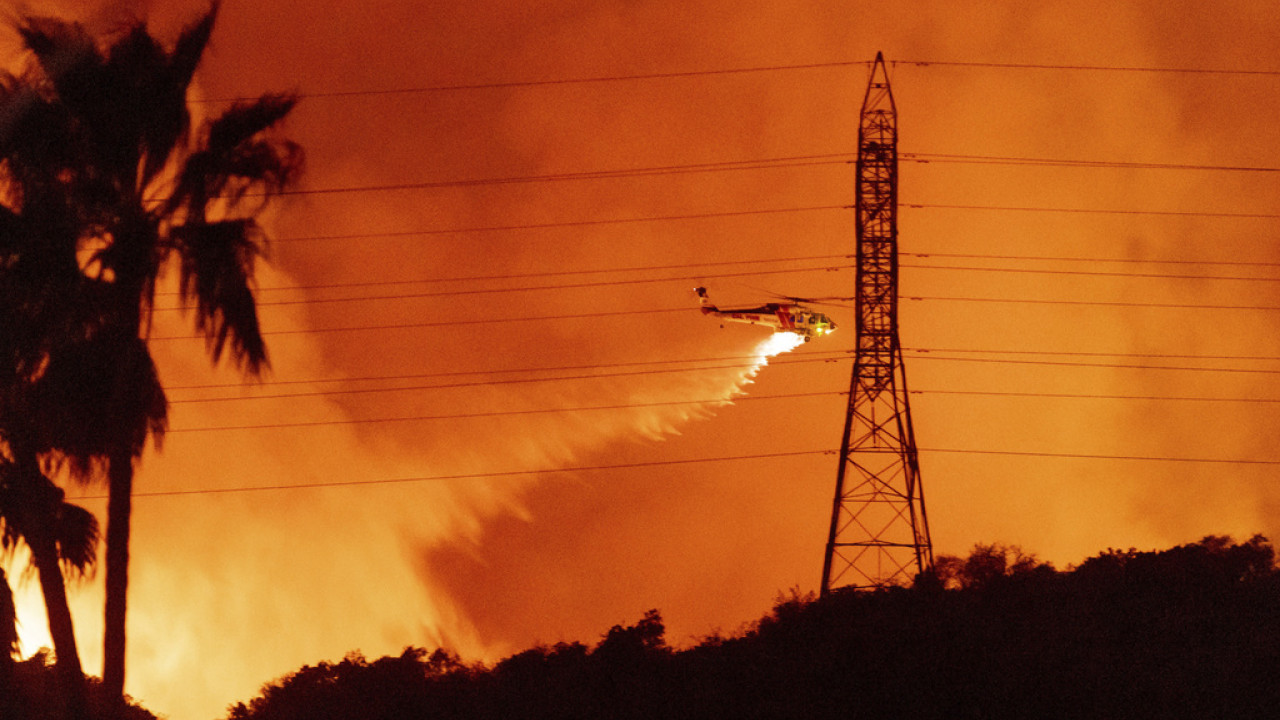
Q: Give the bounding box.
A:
[1,567,17,718]
[7,651,160,720]
[0,464,100,720]
[1,2,301,706]
[223,536,1280,720]
[925,541,1051,590]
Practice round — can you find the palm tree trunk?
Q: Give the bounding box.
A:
[30,525,90,720]
[11,457,90,720]
[103,453,133,704]
[0,568,18,720]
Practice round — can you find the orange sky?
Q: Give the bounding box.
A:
[6,1,1280,718]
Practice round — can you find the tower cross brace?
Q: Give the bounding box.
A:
[821,53,933,595]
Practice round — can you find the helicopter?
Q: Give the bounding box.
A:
[695,286,836,342]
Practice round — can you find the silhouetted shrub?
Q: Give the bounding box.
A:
[225,535,1280,720]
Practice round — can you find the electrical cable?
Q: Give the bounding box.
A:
[206,253,854,295]
[913,388,1280,404]
[903,152,1280,173]
[199,57,1280,106]
[66,441,1280,501]
[148,307,694,342]
[70,449,837,499]
[164,350,853,391]
[897,60,1280,76]
[168,355,851,404]
[904,347,1280,362]
[904,295,1280,312]
[922,447,1280,465]
[164,344,1280,406]
[905,202,1280,219]
[200,60,867,103]
[153,263,855,311]
[152,260,1280,314]
[906,353,1280,375]
[901,262,1280,284]
[149,290,1280,342]
[164,344,1280,393]
[270,204,848,244]
[167,390,844,433]
[274,156,853,197]
[903,251,1280,269]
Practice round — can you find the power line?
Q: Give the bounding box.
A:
[67,440,1280,501]
[905,347,1280,362]
[270,204,848,244]
[167,376,1280,411]
[168,356,849,404]
[200,57,1280,107]
[905,295,1280,312]
[165,344,1280,402]
[902,262,1280,284]
[275,155,853,198]
[907,353,1280,375]
[164,350,853,391]
[153,283,1280,342]
[70,449,838,500]
[914,388,1280,404]
[903,152,1280,173]
[150,289,1280,342]
[904,250,1280,270]
[202,60,867,103]
[149,307,694,342]
[261,149,1280,210]
[923,447,1280,465]
[210,253,853,295]
[165,344,1280,393]
[154,263,854,311]
[167,390,843,433]
[898,60,1280,77]
[905,202,1280,219]
[153,259,1280,314]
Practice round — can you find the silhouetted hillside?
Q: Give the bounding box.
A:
[225,535,1280,720]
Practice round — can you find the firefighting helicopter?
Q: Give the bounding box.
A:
[695,286,836,342]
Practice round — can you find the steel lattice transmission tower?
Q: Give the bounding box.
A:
[821,53,933,595]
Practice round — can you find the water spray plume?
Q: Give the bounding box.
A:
[753,331,807,362]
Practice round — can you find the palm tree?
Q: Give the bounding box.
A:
[0,68,130,719]
[3,1,301,703]
[0,566,16,719]
[0,462,101,720]
[1,565,15,667]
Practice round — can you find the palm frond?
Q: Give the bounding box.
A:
[0,472,22,555]
[55,501,98,577]
[0,85,80,191]
[170,3,219,95]
[16,17,103,109]
[207,95,297,155]
[100,25,167,184]
[166,94,300,215]
[169,219,268,373]
[27,332,168,470]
